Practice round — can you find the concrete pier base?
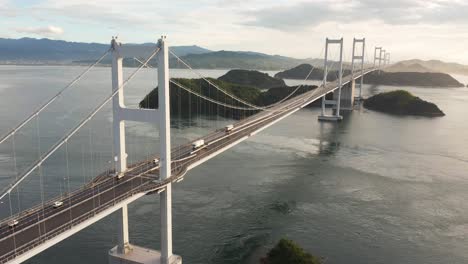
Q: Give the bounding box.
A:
[318,115,343,122]
[109,245,182,264]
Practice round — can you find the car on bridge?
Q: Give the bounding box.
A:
[7,219,18,228]
[53,201,64,208]
[225,124,234,133]
[192,139,205,150]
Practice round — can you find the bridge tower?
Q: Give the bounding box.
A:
[351,38,366,102]
[374,47,382,68]
[380,49,386,68]
[318,38,344,122]
[108,36,182,264]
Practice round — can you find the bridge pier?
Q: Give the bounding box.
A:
[108,36,181,264]
[318,38,344,122]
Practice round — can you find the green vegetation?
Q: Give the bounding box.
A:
[218,69,286,89]
[261,239,323,264]
[274,64,351,81]
[139,69,317,119]
[363,90,445,117]
[364,71,463,87]
[139,78,262,119]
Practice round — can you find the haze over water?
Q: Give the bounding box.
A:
[0,66,467,264]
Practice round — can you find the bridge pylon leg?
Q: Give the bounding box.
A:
[318,37,343,122]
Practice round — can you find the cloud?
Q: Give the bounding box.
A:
[244,0,468,31]
[0,0,17,17]
[15,25,64,36]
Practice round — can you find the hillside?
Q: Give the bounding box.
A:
[274,64,352,81]
[385,62,433,73]
[0,37,211,63]
[364,90,445,117]
[139,70,317,119]
[173,51,319,70]
[364,71,463,87]
[0,37,328,70]
[218,69,286,89]
[397,59,468,76]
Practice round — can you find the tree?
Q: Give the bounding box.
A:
[261,239,323,264]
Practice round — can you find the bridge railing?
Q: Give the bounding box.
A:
[0,176,154,263]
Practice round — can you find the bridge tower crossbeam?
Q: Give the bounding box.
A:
[318,37,344,122]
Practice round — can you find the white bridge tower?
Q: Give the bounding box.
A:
[108,36,182,264]
[351,38,366,101]
[318,38,344,122]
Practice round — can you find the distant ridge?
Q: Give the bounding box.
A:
[395,59,468,76]
[0,37,211,63]
[0,37,325,70]
[385,62,433,73]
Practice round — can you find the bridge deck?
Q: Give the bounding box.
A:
[0,70,373,263]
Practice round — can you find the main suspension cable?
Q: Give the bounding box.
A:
[169,51,267,110]
[0,47,161,201]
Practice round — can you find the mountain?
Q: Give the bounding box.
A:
[0,37,211,63]
[396,59,468,76]
[0,37,326,70]
[385,62,433,73]
[171,50,319,70]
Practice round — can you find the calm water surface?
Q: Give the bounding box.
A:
[0,66,467,264]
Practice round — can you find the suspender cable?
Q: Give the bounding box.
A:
[170,51,267,110]
[0,49,110,146]
[0,47,160,201]
[170,80,260,111]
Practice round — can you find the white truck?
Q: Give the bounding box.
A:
[192,139,205,150]
[224,124,234,133]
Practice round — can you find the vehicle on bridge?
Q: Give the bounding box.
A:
[152,158,159,164]
[53,201,64,208]
[7,219,18,228]
[192,139,205,150]
[225,124,234,133]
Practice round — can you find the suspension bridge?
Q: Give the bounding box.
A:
[0,36,390,264]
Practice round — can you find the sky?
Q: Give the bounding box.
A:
[1,0,468,64]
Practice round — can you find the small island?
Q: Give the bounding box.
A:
[363,90,445,117]
[274,64,464,88]
[364,71,463,87]
[260,239,323,264]
[274,64,350,82]
[219,69,286,89]
[140,69,316,119]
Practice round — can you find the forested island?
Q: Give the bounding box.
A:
[274,64,463,87]
[364,71,463,87]
[139,69,315,119]
[219,69,286,89]
[363,90,445,117]
[274,64,351,82]
[260,239,323,264]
